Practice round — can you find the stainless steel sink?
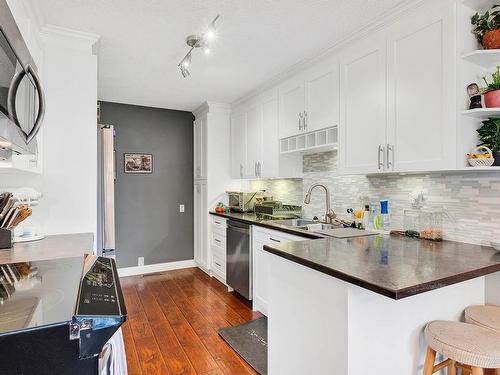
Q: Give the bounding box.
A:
[271,219,337,232]
[271,219,316,227]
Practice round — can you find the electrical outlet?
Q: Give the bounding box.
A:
[179,204,185,213]
[138,257,144,267]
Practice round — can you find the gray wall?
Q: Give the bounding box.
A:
[99,101,194,268]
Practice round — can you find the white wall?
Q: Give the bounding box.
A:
[1,2,99,240]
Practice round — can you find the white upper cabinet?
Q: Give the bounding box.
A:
[278,76,305,138]
[339,1,455,175]
[245,106,263,177]
[386,3,455,172]
[193,117,206,179]
[260,97,280,178]
[339,34,387,175]
[304,66,339,132]
[230,113,247,178]
[279,66,338,138]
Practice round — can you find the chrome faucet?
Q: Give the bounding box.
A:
[304,183,336,223]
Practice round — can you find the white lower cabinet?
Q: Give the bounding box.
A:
[252,226,307,315]
[210,216,227,283]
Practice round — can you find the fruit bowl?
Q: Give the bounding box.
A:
[467,146,495,167]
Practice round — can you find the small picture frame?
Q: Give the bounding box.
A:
[124,153,153,174]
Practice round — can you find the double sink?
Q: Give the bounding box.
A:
[271,218,376,239]
[271,218,337,232]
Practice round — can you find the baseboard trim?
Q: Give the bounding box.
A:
[118,259,196,277]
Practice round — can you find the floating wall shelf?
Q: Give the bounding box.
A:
[280,126,337,155]
[462,49,500,69]
[461,108,500,119]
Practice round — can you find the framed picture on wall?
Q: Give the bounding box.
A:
[124,153,153,174]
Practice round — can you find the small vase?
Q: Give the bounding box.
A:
[494,151,500,166]
[484,89,500,108]
[482,29,500,49]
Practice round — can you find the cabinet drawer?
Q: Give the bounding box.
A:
[211,243,225,261]
[211,216,227,235]
[212,255,226,275]
[212,231,226,249]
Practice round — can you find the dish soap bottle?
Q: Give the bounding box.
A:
[380,200,390,231]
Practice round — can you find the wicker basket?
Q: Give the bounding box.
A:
[468,146,495,167]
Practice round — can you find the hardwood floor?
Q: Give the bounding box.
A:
[120,267,263,375]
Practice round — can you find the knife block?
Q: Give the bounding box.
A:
[0,228,13,249]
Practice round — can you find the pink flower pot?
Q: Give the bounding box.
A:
[484,90,500,108]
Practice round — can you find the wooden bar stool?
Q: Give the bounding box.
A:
[465,305,500,375]
[423,321,500,375]
[465,305,500,333]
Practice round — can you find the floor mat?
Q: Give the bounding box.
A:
[218,316,267,375]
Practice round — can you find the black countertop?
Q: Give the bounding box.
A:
[210,211,500,300]
[209,211,322,239]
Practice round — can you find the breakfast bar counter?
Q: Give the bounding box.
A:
[261,235,500,375]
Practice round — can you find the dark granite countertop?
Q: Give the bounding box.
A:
[264,235,500,299]
[209,211,322,239]
[210,211,500,300]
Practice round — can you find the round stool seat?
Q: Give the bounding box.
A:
[425,321,500,369]
[465,305,500,332]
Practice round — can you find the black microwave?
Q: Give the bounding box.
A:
[0,0,45,155]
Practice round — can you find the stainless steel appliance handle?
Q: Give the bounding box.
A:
[377,145,385,170]
[7,65,45,144]
[227,225,250,234]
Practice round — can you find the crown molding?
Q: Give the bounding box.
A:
[40,24,100,53]
[231,0,428,109]
[193,101,231,117]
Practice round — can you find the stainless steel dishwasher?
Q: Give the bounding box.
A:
[226,220,252,300]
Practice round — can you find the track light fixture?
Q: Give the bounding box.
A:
[178,14,219,78]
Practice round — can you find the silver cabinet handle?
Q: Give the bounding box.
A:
[196,167,201,178]
[386,144,394,170]
[7,65,45,144]
[254,162,257,177]
[214,238,221,243]
[257,161,262,177]
[269,237,281,243]
[299,112,303,130]
[377,145,385,170]
[239,164,243,178]
[215,261,222,267]
[304,111,308,131]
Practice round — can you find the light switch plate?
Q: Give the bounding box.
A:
[179,204,185,213]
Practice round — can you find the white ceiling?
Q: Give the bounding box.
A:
[29,0,411,112]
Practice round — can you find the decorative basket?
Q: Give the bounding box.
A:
[468,146,495,167]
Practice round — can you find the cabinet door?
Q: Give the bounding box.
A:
[245,106,262,178]
[230,113,247,178]
[305,66,339,132]
[278,77,305,138]
[193,118,206,179]
[253,238,270,315]
[194,181,208,268]
[260,97,279,178]
[386,4,455,172]
[338,35,387,175]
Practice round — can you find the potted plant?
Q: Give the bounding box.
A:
[481,66,500,107]
[472,5,500,49]
[477,117,500,165]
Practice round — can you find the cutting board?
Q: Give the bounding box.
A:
[316,228,377,238]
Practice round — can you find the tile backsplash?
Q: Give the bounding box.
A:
[251,151,500,245]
